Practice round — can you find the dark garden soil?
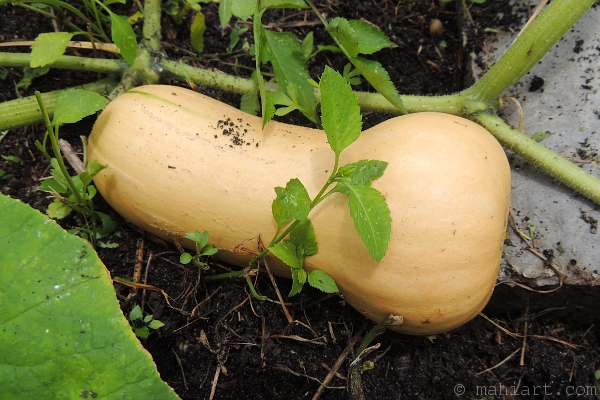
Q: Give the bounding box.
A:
[1,1,600,399]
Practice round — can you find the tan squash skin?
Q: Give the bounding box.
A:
[87,85,511,335]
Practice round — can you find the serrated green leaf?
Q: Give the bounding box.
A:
[274,178,311,222]
[262,90,276,127]
[49,158,68,187]
[135,327,150,338]
[85,184,97,201]
[346,184,391,262]
[127,10,144,24]
[270,90,299,116]
[95,211,118,236]
[308,270,338,293]
[85,159,108,178]
[219,0,233,27]
[274,106,298,117]
[0,193,180,399]
[269,240,302,269]
[30,32,75,68]
[327,17,360,58]
[52,89,107,126]
[347,19,396,55]
[241,86,260,115]
[320,66,362,155]
[190,12,206,53]
[314,44,342,57]
[109,11,138,65]
[231,0,256,17]
[97,241,119,249]
[263,30,316,120]
[130,305,143,320]
[301,31,314,59]
[335,159,388,195]
[272,197,292,228]
[351,56,407,114]
[289,267,307,296]
[227,23,249,52]
[289,219,318,256]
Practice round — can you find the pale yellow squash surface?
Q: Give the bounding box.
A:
[88,85,511,335]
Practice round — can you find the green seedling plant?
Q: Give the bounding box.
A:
[179,230,219,270]
[220,0,406,127]
[35,88,117,243]
[129,305,165,339]
[207,66,392,298]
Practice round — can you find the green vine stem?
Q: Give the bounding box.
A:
[0,77,117,131]
[475,112,600,205]
[461,0,595,105]
[0,52,124,73]
[141,0,162,51]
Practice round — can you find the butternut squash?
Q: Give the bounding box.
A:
[87,85,511,335]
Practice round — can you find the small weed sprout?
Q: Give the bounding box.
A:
[180,230,218,270]
[129,305,164,339]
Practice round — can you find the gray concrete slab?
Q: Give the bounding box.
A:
[469,1,599,316]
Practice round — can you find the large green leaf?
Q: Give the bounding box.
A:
[273,178,311,222]
[320,66,362,155]
[351,56,407,114]
[52,88,107,126]
[345,184,391,262]
[108,11,138,65]
[0,194,180,400]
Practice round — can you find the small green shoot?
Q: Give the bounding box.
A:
[227,22,249,52]
[207,67,391,298]
[129,305,165,339]
[528,225,537,239]
[247,67,390,297]
[16,66,50,91]
[35,89,117,243]
[532,132,547,142]
[190,11,207,52]
[180,230,218,270]
[2,155,23,165]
